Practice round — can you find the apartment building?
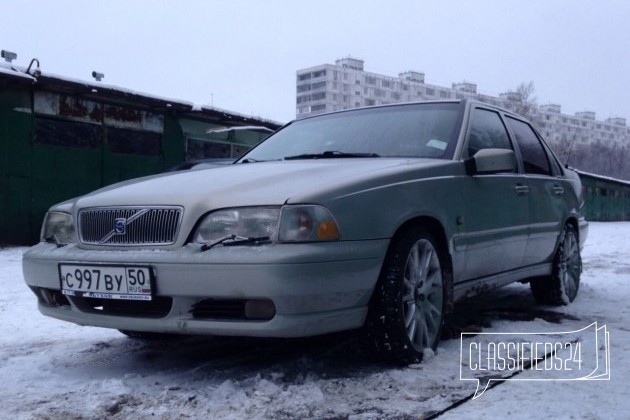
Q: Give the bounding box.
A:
[296,57,629,147]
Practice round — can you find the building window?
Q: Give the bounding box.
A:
[298,73,311,81]
[297,84,311,93]
[366,76,377,85]
[382,80,392,88]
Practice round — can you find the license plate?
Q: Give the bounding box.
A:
[59,263,153,301]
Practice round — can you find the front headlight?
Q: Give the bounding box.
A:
[41,211,75,245]
[192,205,341,246]
[192,207,280,244]
[278,205,340,242]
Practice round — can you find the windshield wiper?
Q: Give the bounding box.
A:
[200,235,271,251]
[284,151,380,160]
[239,158,283,164]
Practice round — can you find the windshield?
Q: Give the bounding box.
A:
[238,102,462,162]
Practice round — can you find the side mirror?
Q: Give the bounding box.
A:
[465,148,516,175]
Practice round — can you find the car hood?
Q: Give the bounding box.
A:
[73,158,453,211]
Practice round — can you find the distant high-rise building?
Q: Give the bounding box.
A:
[295,57,629,149]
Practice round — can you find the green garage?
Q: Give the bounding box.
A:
[0,65,279,245]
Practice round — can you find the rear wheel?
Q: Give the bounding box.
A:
[365,226,452,364]
[530,223,581,305]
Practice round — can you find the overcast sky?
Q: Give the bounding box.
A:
[2,0,629,123]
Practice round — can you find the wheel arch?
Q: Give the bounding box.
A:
[364,214,455,363]
[388,216,453,274]
[565,216,580,243]
[542,217,580,271]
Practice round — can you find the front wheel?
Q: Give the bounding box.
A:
[365,226,452,364]
[530,223,582,305]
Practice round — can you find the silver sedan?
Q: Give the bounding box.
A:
[23,100,587,363]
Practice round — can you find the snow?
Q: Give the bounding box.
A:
[1,222,629,419]
[0,62,36,81]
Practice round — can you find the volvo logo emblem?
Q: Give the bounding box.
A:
[97,209,151,244]
[114,218,127,235]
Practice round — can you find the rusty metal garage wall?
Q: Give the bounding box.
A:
[27,92,175,245]
[0,86,188,245]
[1,74,278,245]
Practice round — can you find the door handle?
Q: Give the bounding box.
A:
[515,183,530,196]
[552,184,565,196]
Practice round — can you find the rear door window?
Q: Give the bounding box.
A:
[505,117,552,176]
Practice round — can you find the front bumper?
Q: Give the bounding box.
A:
[22,240,388,337]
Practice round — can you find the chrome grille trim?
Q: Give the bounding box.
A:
[78,206,183,246]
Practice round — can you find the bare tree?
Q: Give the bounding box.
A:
[497,81,630,181]
[555,127,582,167]
[563,141,630,180]
[502,81,537,119]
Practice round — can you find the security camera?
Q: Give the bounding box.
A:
[92,71,104,81]
[1,50,17,63]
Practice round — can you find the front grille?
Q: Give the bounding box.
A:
[79,206,183,246]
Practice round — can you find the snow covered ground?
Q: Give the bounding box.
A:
[1,222,628,419]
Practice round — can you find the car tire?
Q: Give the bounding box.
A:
[530,223,581,305]
[365,226,453,364]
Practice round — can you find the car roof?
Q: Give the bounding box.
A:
[293,99,527,123]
